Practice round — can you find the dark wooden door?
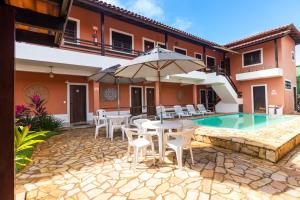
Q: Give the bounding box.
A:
[146,88,155,116]
[200,90,207,108]
[253,86,266,113]
[70,85,87,123]
[207,89,216,111]
[131,87,142,115]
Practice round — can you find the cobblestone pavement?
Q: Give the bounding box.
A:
[16,128,300,200]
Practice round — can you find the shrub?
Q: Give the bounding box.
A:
[16,94,63,131]
[17,115,62,131]
[15,126,47,170]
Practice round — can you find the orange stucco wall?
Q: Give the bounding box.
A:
[69,6,223,61]
[228,35,296,114]
[15,71,95,115]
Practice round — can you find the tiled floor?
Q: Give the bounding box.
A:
[16,128,300,200]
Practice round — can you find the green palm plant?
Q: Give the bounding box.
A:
[14,126,48,169]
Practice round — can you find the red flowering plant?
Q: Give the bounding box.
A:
[29,94,48,116]
[15,104,30,118]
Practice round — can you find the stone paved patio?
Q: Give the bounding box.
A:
[16,128,300,200]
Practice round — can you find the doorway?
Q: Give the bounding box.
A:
[199,89,207,107]
[252,85,267,113]
[145,87,155,116]
[130,86,143,115]
[69,84,87,123]
[293,86,297,111]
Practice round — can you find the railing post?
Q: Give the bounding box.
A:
[100,12,105,56]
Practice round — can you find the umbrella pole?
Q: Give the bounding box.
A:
[158,70,163,124]
[117,78,120,115]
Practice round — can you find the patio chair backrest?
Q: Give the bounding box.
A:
[180,129,195,147]
[197,104,206,112]
[186,104,196,113]
[93,115,106,126]
[129,114,147,126]
[96,109,106,118]
[123,128,139,144]
[174,105,184,114]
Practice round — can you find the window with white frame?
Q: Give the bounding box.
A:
[111,30,133,53]
[243,49,263,67]
[195,53,202,60]
[143,39,155,52]
[285,80,292,90]
[65,19,79,43]
[174,47,187,55]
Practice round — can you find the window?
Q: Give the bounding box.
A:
[111,30,133,53]
[65,19,78,43]
[285,80,292,90]
[143,39,155,52]
[195,53,202,60]
[157,43,166,49]
[292,51,295,62]
[206,56,216,67]
[174,47,187,55]
[243,49,263,67]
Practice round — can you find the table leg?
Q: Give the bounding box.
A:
[158,129,164,163]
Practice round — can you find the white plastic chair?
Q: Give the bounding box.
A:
[109,117,126,141]
[124,128,155,170]
[197,104,214,115]
[129,114,147,127]
[174,105,191,118]
[94,116,108,139]
[186,104,204,116]
[96,109,106,117]
[156,106,173,119]
[166,129,195,169]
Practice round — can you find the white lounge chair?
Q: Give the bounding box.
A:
[186,104,204,116]
[156,106,173,119]
[94,115,108,138]
[166,129,195,169]
[197,104,214,115]
[174,105,191,118]
[124,128,155,170]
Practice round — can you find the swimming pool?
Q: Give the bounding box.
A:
[192,113,294,130]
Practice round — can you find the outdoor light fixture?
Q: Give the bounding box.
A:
[49,66,54,78]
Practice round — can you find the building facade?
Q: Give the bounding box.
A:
[15,0,300,124]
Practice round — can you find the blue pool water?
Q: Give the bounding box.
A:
[192,113,294,131]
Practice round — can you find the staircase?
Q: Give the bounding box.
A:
[200,72,242,113]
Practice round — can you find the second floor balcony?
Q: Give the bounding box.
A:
[62,36,143,60]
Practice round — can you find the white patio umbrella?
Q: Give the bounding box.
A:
[89,64,145,114]
[115,46,206,122]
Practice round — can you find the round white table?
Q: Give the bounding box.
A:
[141,120,183,162]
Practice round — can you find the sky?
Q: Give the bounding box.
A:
[101,0,300,65]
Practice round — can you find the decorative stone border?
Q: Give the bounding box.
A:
[193,115,300,163]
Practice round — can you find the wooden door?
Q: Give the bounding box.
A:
[146,88,155,116]
[293,87,297,111]
[252,85,266,113]
[131,87,142,115]
[207,89,216,111]
[200,90,207,108]
[70,85,87,123]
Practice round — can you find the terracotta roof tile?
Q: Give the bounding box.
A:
[82,0,220,47]
[225,24,300,49]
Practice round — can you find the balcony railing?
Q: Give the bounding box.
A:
[62,36,143,59]
[238,65,277,73]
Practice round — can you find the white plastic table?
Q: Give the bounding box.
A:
[141,120,183,162]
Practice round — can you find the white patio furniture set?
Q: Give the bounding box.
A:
[93,109,198,169]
